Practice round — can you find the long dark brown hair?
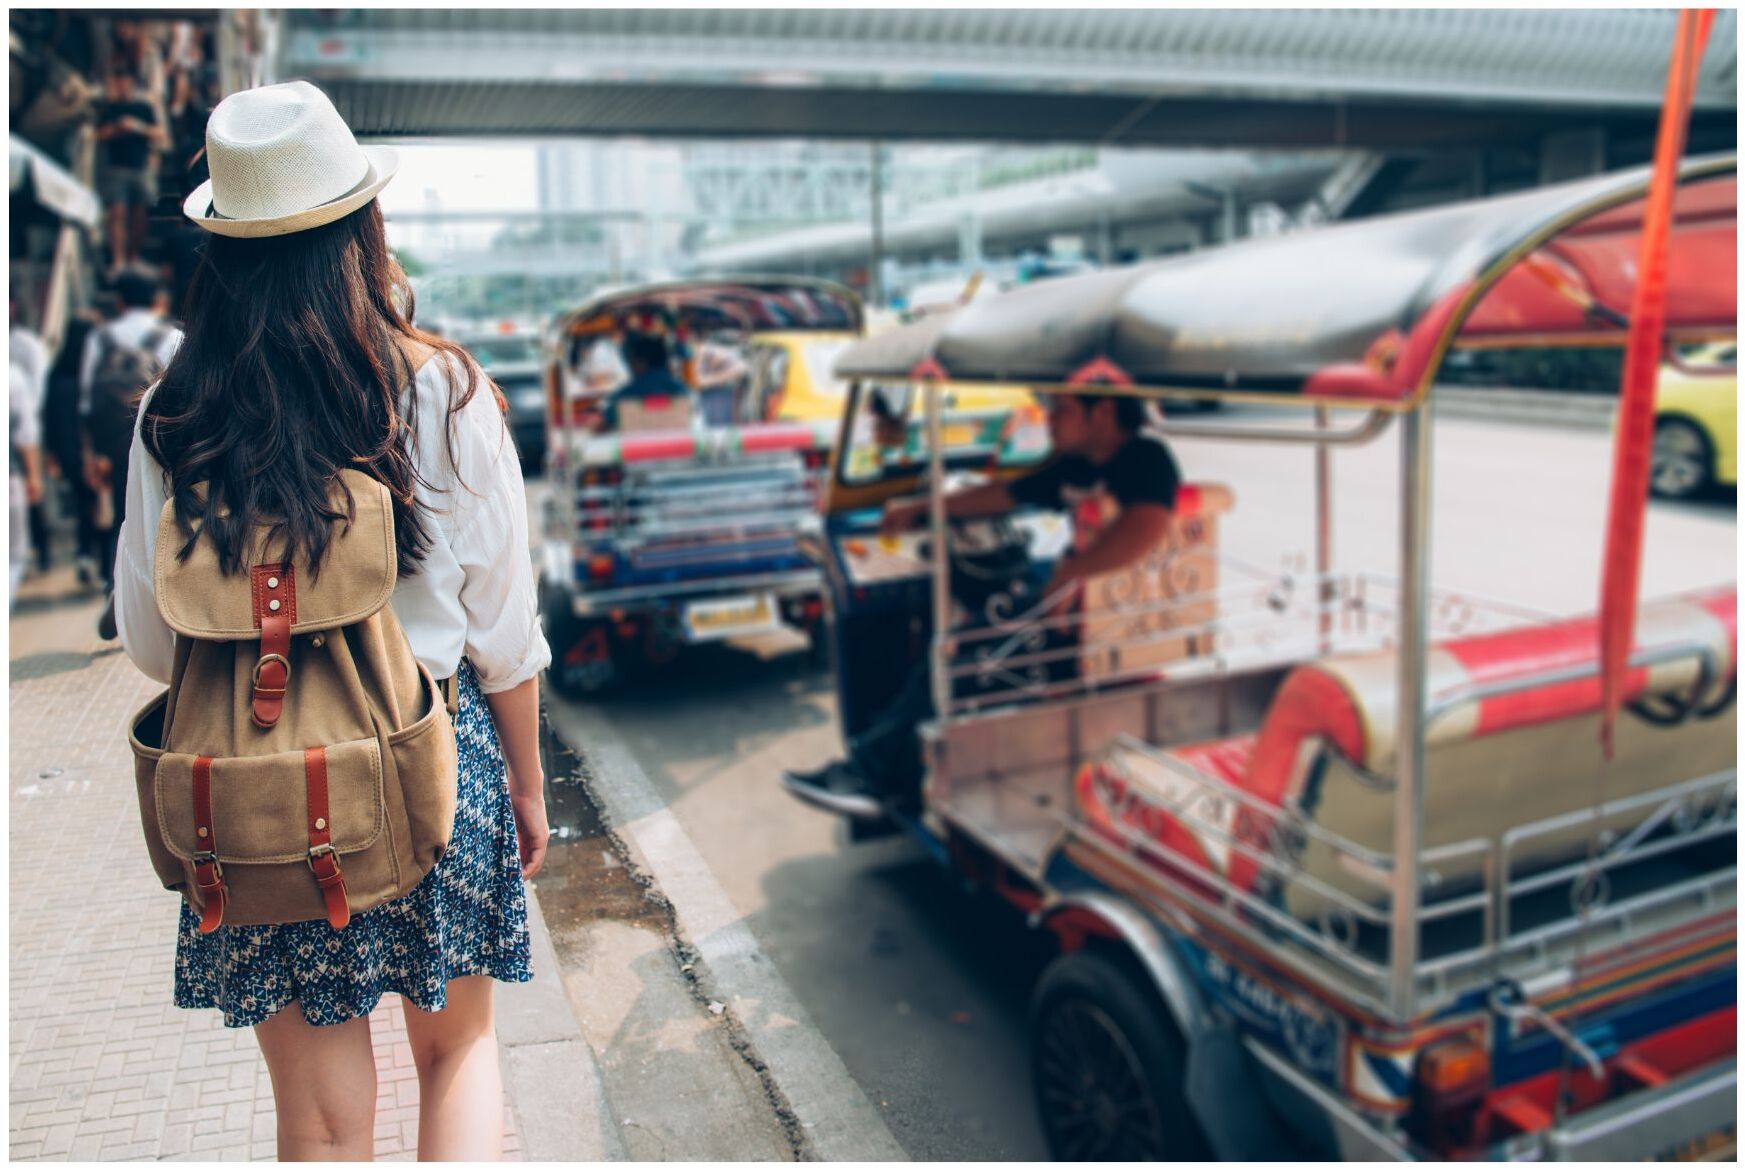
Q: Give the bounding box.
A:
[144,202,485,578]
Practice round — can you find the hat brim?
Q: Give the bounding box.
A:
[182,145,399,238]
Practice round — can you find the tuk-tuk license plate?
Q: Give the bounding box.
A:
[682,593,780,642]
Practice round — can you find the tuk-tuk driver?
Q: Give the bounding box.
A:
[784,391,1181,820]
[599,331,691,430]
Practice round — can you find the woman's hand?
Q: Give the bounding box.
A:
[511,790,550,880]
[484,677,549,878]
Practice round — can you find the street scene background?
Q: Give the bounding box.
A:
[8,8,1737,1162]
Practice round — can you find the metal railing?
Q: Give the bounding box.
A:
[942,559,1550,718]
[574,460,822,553]
[928,567,1736,1017]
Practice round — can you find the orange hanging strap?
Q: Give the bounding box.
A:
[1597,8,1715,759]
[190,756,227,934]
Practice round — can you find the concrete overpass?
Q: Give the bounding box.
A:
[276,9,1735,149]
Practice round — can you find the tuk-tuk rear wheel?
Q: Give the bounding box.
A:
[541,584,617,698]
[1030,950,1209,1163]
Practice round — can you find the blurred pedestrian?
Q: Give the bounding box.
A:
[114,79,548,1161]
[11,291,51,571]
[10,360,45,606]
[43,307,104,584]
[80,266,180,613]
[96,69,168,278]
[693,337,749,426]
[602,330,688,430]
[10,291,48,407]
[578,334,629,394]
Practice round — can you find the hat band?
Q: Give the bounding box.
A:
[205,162,379,223]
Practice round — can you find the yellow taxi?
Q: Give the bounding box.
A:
[1653,340,1737,499]
[744,330,1031,426]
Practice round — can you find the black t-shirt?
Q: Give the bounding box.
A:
[1010,433,1180,512]
[1009,433,1181,552]
[102,100,158,170]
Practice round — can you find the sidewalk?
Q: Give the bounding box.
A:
[7,571,607,1162]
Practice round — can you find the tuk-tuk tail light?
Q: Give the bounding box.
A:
[581,466,624,488]
[1412,1036,1491,1152]
[1415,1035,1491,1111]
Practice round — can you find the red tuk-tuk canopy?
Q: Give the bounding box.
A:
[835,157,1736,404]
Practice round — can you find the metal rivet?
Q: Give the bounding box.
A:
[311,634,325,648]
[268,599,282,612]
[267,576,279,589]
[197,827,208,838]
[314,817,326,831]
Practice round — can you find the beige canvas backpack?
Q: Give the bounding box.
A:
[128,469,459,932]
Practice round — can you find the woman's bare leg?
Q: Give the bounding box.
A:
[402,976,502,1161]
[254,1005,377,1161]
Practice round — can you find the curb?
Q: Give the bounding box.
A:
[496,887,627,1162]
[553,702,910,1163]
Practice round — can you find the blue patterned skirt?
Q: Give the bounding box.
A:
[174,661,534,1028]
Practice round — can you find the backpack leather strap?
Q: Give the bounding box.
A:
[303,746,351,930]
[251,565,295,729]
[191,755,227,934]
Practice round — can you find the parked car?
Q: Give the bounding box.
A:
[1653,340,1737,499]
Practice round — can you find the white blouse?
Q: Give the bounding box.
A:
[116,350,552,694]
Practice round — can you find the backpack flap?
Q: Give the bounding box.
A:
[154,737,388,930]
[155,738,386,865]
[155,470,398,730]
[154,470,398,639]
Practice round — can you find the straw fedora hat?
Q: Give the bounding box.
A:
[182,80,398,239]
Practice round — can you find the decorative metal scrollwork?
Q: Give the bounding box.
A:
[1320,905,1360,953]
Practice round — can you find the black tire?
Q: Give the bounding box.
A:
[541,583,616,699]
[1030,950,1211,1162]
[806,623,832,669]
[1651,416,1715,500]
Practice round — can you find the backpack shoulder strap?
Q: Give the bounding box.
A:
[91,323,116,365]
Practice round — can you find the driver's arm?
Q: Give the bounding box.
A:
[1047,503,1174,591]
[879,479,1015,534]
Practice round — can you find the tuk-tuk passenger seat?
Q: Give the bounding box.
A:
[1075,585,1736,919]
[615,394,695,433]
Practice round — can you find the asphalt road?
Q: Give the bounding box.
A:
[535,409,1736,1161]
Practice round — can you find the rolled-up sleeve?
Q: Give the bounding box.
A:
[114,388,176,684]
[447,375,551,694]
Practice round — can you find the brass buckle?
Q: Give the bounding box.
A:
[193,849,224,882]
[306,842,337,872]
[252,653,291,686]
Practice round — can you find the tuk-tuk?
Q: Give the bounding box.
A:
[537,279,860,694]
[806,156,1737,1159]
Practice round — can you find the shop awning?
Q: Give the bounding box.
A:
[9,135,100,229]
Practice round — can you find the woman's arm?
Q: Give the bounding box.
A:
[439,353,555,877]
[114,394,177,684]
[483,678,548,879]
[879,479,1017,534]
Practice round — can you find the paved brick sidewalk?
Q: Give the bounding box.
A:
[8,580,520,1161]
